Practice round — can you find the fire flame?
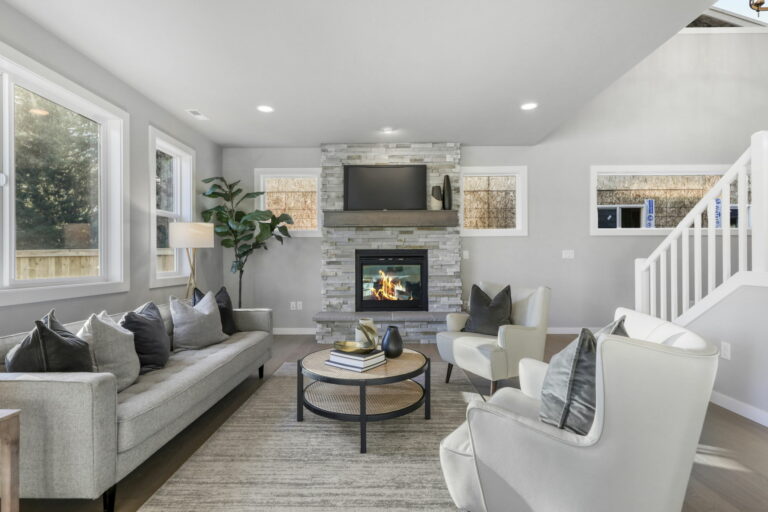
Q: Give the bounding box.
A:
[371,270,410,301]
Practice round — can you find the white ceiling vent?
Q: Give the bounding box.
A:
[185,109,209,120]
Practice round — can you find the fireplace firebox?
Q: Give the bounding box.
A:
[355,249,428,312]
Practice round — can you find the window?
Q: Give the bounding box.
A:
[149,127,195,287]
[0,44,128,306]
[590,166,732,235]
[460,166,527,236]
[257,169,320,236]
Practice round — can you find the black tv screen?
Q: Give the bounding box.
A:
[344,165,427,210]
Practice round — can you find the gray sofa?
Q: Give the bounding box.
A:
[0,303,273,510]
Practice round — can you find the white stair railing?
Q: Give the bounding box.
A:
[635,131,768,320]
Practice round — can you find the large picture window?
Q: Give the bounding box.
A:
[590,166,735,235]
[460,166,528,236]
[257,169,320,236]
[0,45,128,305]
[149,127,195,287]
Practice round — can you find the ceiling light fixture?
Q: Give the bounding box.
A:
[257,105,274,113]
[29,108,49,116]
[185,109,209,120]
[750,0,767,16]
[520,102,538,111]
[380,126,396,134]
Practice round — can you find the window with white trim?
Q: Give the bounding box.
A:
[590,166,735,235]
[149,127,195,287]
[0,45,128,306]
[460,166,528,236]
[257,169,320,236]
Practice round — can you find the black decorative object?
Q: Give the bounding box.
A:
[430,185,443,210]
[381,325,404,358]
[442,175,452,210]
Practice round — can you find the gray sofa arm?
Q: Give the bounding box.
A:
[0,372,117,499]
[233,308,273,333]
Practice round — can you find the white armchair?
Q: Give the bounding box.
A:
[440,308,719,512]
[437,282,550,394]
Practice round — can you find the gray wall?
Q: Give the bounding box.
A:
[0,2,223,334]
[224,29,768,330]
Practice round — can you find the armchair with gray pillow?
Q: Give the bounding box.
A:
[437,282,550,394]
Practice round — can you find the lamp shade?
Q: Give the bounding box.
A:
[169,222,214,249]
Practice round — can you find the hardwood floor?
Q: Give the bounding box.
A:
[20,334,768,511]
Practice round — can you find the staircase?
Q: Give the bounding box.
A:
[635,131,768,322]
[634,131,768,426]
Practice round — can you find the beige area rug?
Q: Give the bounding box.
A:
[140,361,477,511]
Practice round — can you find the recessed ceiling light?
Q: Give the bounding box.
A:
[185,108,209,120]
[257,105,274,113]
[520,102,538,111]
[380,126,396,134]
[29,108,49,116]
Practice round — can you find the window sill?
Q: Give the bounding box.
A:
[590,228,752,236]
[0,280,129,307]
[289,231,322,238]
[150,274,189,289]
[460,229,528,237]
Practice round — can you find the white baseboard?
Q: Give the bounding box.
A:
[710,390,768,427]
[547,327,590,335]
[273,327,316,335]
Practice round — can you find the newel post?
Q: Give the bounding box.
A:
[751,131,768,272]
[635,258,650,314]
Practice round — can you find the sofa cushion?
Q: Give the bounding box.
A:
[170,292,228,351]
[116,331,270,452]
[5,310,93,373]
[121,302,171,374]
[77,311,140,392]
[193,287,238,335]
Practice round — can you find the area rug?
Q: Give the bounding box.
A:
[139,362,476,511]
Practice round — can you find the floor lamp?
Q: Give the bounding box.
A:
[169,222,215,298]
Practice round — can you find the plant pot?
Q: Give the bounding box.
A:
[381,325,403,358]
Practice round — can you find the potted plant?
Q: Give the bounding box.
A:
[201,176,293,307]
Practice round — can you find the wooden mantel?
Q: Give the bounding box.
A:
[323,210,458,228]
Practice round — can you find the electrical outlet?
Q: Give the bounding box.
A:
[562,249,575,260]
[297,301,303,310]
[720,341,731,360]
[290,301,297,311]
[462,250,470,260]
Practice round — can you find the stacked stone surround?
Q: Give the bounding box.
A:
[316,143,462,344]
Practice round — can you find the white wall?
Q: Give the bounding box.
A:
[224,29,768,330]
[0,2,223,334]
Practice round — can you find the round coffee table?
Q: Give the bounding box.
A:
[297,348,431,453]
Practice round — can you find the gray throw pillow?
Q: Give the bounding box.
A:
[539,316,628,435]
[78,311,140,392]
[170,292,228,351]
[462,284,513,336]
[120,302,171,374]
[5,310,93,373]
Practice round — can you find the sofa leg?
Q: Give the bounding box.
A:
[103,485,117,512]
[489,381,497,395]
[259,364,264,379]
[445,363,453,384]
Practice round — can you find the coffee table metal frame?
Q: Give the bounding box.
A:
[297,350,431,453]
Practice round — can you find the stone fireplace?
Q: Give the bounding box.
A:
[355,249,428,312]
[313,143,463,344]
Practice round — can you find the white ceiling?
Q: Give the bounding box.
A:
[7,0,715,147]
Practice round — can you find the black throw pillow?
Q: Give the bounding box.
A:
[539,316,628,435]
[120,302,171,374]
[5,310,93,372]
[193,287,237,335]
[462,284,513,336]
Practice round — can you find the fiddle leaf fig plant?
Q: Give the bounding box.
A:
[201,176,293,307]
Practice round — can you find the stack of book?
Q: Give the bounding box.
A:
[325,349,386,372]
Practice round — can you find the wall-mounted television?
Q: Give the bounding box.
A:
[343,165,427,210]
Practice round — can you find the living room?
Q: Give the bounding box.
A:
[1,1,767,511]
